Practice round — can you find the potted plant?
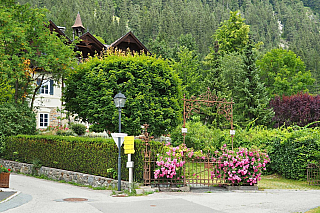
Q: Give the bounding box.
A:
[0,165,11,188]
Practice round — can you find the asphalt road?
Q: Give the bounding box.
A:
[1,173,320,213]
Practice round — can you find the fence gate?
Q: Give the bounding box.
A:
[307,162,320,185]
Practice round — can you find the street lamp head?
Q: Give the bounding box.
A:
[113,92,126,108]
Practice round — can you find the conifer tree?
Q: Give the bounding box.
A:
[233,40,274,127]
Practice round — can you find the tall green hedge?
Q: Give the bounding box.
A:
[63,54,183,136]
[3,135,164,182]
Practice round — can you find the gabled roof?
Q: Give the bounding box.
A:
[109,31,150,55]
[72,12,85,29]
[76,31,105,58]
[79,32,105,50]
[48,20,72,44]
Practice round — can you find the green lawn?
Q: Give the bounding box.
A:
[259,174,320,190]
[306,206,320,213]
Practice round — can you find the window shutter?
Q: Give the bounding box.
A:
[50,80,54,95]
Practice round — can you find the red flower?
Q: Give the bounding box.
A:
[8,169,11,172]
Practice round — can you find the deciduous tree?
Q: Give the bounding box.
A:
[0,0,76,108]
[256,48,315,97]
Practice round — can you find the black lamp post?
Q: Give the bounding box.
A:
[113,92,126,191]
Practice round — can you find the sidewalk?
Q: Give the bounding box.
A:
[0,189,17,203]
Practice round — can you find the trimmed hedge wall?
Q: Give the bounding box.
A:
[3,135,164,182]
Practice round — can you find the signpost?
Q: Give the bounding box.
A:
[111,133,128,148]
[124,136,135,186]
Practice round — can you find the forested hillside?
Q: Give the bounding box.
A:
[18,0,320,92]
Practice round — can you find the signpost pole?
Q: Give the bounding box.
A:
[128,154,133,184]
[117,108,121,191]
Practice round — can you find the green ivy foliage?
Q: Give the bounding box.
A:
[4,135,164,182]
[63,53,182,136]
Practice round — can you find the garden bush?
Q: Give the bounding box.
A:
[70,123,86,136]
[270,92,320,128]
[170,117,229,151]
[4,135,164,182]
[0,103,36,137]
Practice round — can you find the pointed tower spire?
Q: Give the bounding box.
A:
[72,12,85,39]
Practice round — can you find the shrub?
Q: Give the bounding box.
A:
[170,117,228,151]
[211,145,270,185]
[0,103,36,137]
[56,130,74,136]
[89,124,105,133]
[171,123,320,180]
[71,124,86,136]
[270,92,320,128]
[154,143,205,180]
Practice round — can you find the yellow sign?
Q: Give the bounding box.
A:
[124,136,135,154]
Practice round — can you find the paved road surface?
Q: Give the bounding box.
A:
[1,173,320,213]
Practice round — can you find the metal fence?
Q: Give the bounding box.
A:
[144,154,228,187]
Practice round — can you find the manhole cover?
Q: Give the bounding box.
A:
[63,198,88,202]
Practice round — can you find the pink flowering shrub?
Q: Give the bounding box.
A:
[154,143,205,179]
[211,144,270,185]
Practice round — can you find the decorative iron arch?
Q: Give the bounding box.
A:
[183,88,235,149]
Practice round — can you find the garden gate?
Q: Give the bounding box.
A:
[307,162,320,185]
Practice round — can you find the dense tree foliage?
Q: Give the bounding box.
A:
[213,11,250,55]
[232,41,274,127]
[270,93,320,128]
[204,12,273,127]
[0,0,76,108]
[256,48,315,97]
[0,103,36,137]
[63,52,182,136]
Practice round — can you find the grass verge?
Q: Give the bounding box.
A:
[259,174,320,190]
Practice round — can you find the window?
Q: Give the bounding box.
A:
[39,113,49,127]
[40,82,49,94]
[37,79,54,95]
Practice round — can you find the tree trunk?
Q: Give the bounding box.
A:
[30,75,44,110]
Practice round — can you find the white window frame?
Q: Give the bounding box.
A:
[39,113,49,128]
[40,80,50,95]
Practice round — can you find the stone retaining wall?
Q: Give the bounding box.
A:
[0,159,130,190]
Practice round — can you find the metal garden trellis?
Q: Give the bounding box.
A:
[182,88,235,149]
